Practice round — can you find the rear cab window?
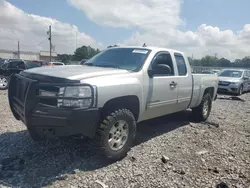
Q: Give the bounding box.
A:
[174,53,187,76]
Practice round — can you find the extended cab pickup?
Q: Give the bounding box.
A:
[8,47,218,160]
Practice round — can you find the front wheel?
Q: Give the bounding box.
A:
[192,93,212,121]
[95,109,136,161]
[0,75,9,90]
[237,85,243,96]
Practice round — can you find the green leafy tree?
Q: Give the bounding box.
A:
[56,54,73,64]
[200,56,218,66]
[217,58,231,67]
[73,45,100,61]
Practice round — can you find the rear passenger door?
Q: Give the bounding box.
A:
[173,53,193,110]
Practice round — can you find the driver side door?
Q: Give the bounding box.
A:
[143,51,179,120]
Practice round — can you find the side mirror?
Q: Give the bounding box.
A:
[148,64,171,78]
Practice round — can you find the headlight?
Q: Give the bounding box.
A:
[57,86,93,108]
[230,82,238,85]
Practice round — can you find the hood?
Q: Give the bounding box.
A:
[24,65,129,80]
[218,76,242,82]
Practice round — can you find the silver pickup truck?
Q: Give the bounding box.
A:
[8,46,218,160]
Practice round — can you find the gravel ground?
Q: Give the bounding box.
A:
[0,90,250,188]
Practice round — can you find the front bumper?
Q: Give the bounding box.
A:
[218,85,239,93]
[8,74,100,138]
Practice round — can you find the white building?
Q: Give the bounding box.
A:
[0,49,57,61]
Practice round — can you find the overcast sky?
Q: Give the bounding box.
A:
[1,0,250,60]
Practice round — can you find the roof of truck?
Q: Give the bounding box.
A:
[111,46,184,54]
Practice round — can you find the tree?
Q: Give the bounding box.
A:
[217,58,231,67]
[56,54,73,64]
[200,56,218,66]
[107,44,119,48]
[241,57,250,68]
[187,57,193,65]
[73,45,100,61]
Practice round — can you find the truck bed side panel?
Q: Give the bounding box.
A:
[189,74,218,108]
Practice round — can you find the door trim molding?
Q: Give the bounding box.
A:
[148,99,177,108]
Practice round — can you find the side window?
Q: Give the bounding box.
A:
[9,61,25,69]
[243,71,247,77]
[245,71,250,77]
[151,53,175,76]
[174,54,187,76]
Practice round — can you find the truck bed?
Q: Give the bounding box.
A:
[189,73,218,108]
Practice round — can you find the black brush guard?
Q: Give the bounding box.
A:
[8,73,100,138]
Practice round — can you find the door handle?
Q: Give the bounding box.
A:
[170,81,177,88]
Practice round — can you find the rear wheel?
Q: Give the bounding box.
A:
[192,93,212,121]
[95,109,136,161]
[0,76,9,90]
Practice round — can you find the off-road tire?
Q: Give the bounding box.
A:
[192,93,212,121]
[95,109,136,161]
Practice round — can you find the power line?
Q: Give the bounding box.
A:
[21,38,48,47]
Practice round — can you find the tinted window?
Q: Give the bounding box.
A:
[152,53,175,76]
[42,62,49,66]
[26,61,41,69]
[85,48,151,71]
[53,62,64,66]
[219,70,243,78]
[1,62,8,69]
[9,61,25,69]
[174,54,187,76]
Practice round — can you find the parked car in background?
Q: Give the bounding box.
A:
[8,46,218,160]
[201,70,215,74]
[0,59,44,90]
[79,59,88,65]
[40,61,65,68]
[49,62,65,66]
[218,69,250,95]
[211,69,221,74]
[0,58,7,65]
[31,60,50,67]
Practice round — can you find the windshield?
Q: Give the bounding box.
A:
[0,59,7,66]
[84,48,151,71]
[219,70,243,78]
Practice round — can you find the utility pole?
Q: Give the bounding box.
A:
[17,41,20,59]
[48,25,52,62]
